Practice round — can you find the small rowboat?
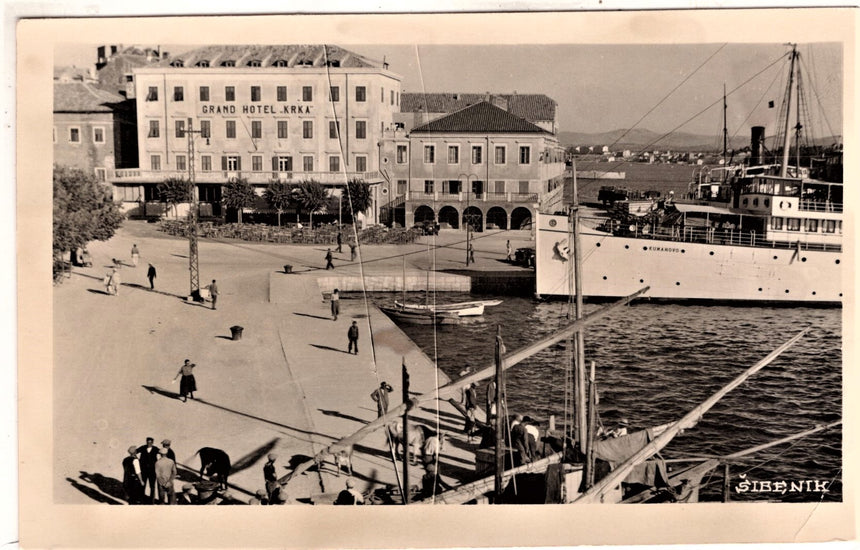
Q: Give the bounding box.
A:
[380,306,461,325]
[393,300,503,317]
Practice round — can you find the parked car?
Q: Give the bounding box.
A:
[515,247,535,268]
[412,220,439,236]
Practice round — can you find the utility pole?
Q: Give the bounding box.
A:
[186,118,202,299]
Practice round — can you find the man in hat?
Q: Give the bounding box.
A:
[154,448,177,505]
[207,280,219,310]
[147,264,157,290]
[609,418,630,438]
[177,483,196,505]
[263,453,279,501]
[122,446,144,504]
[334,478,363,505]
[347,321,359,354]
[330,288,340,321]
[136,437,160,503]
[161,439,176,462]
[325,248,335,270]
[370,381,394,418]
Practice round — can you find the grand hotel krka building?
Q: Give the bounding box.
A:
[91,44,566,229]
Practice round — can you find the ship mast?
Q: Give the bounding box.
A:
[780,44,798,178]
[722,83,728,165]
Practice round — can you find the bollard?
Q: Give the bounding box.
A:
[229,326,244,341]
[284,265,293,274]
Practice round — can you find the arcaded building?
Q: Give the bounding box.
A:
[111,45,401,222]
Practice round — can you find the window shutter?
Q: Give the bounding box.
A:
[236,157,242,170]
[222,156,227,171]
[272,156,278,171]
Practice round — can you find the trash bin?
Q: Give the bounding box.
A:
[230,326,244,341]
[284,265,293,274]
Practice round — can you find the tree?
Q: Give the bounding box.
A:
[221,177,256,224]
[53,165,124,262]
[157,176,193,219]
[293,179,327,227]
[342,178,372,223]
[263,181,292,227]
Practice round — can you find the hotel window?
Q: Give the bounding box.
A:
[173,86,184,102]
[356,156,367,172]
[771,217,783,230]
[274,60,288,67]
[356,86,366,102]
[787,218,801,231]
[251,86,261,102]
[93,127,105,143]
[329,121,340,139]
[175,119,185,138]
[330,86,340,102]
[247,59,261,67]
[277,86,287,101]
[302,86,313,102]
[277,156,293,171]
[69,127,80,143]
[226,120,236,139]
[329,156,340,172]
[424,180,434,193]
[150,154,161,171]
[200,120,211,139]
[519,146,530,165]
[225,86,235,101]
[391,90,395,105]
[823,219,837,233]
[223,155,241,171]
[448,145,459,164]
[199,86,209,101]
[381,87,385,103]
[494,146,506,164]
[201,155,212,172]
[355,120,366,139]
[251,120,262,139]
[252,155,263,171]
[196,60,209,68]
[176,154,187,171]
[443,180,461,194]
[147,120,159,138]
[277,120,288,139]
[221,60,235,67]
[146,86,158,101]
[472,145,482,164]
[424,145,435,164]
[397,180,407,194]
[396,145,408,164]
[805,219,819,232]
[518,181,529,194]
[303,120,313,139]
[302,156,314,171]
[94,168,106,182]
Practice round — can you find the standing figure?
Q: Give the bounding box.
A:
[330,289,340,321]
[370,381,393,417]
[336,230,343,253]
[263,453,278,501]
[160,439,176,462]
[485,379,497,422]
[147,264,157,290]
[122,446,144,504]
[106,267,120,295]
[333,478,364,505]
[468,244,475,264]
[131,244,140,267]
[349,242,357,262]
[208,280,219,310]
[173,359,197,402]
[325,248,334,270]
[136,437,160,503]
[155,449,177,504]
[347,321,359,354]
[506,240,513,261]
[464,382,478,434]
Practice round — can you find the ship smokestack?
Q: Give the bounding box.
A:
[751,126,766,166]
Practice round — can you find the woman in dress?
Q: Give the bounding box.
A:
[173,359,197,402]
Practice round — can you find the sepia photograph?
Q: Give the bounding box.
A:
[16,6,855,548]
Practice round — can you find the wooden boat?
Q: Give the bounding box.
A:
[379,306,460,325]
[394,300,486,317]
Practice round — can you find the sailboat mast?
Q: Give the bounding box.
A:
[571,163,588,453]
[780,44,798,178]
[722,83,728,163]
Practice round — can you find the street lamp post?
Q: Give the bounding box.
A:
[185,117,205,299]
[459,173,478,266]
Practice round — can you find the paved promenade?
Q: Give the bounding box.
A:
[54,221,533,504]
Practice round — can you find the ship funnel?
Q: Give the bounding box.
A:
[751,126,766,166]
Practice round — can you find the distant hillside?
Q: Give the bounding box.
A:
[557,129,841,153]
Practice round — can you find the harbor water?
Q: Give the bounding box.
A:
[367,292,842,502]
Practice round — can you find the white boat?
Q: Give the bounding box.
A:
[536,46,842,306]
[393,299,503,317]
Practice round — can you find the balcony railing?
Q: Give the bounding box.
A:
[407,191,538,203]
[110,169,381,184]
[798,199,843,213]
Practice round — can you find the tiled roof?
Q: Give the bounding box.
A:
[54,66,93,82]
[159,45,381,69]
[401,92,556,122]
[54,82,125,112]
[410,101,549,134]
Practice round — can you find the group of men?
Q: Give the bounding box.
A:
[122,437,180,504]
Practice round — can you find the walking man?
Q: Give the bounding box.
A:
[155,449,177,504]
[336,230,343,253]
[136,437,160,503]
[349,242,357,262]
[263,453,278,501]
[173,359,197,402]
[208,280,219,310]
[147,264,157,290]
[131,244,140,267]
[347,321,359,354]
[506,240,513,261]
[106,267,120,295]
[330,289,340,321]
[122,446,144,504]
[370,381,394,417]
[469,244,475,264]
[325,248,335,270]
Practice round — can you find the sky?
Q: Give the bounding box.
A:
[55,42,843,139]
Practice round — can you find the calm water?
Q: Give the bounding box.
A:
[367,293,842,502]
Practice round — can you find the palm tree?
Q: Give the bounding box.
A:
[294,179,327,227]
[263,181,292,227]
[342,178,372,223]
[157,176,193,219]
[221,177,256,224]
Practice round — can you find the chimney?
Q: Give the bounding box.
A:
[751,126,766,166]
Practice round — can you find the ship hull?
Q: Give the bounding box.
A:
[536,214,842,305]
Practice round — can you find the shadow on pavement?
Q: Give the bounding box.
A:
[293,312,332,321]
[126,283,185,299]
[86,288,112,296]
[66,477,125,504]
[231,438,280,474]
[215,335,234,340]
[318,409,369,426]
[309,344,352,355]
[76,471,127,503]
